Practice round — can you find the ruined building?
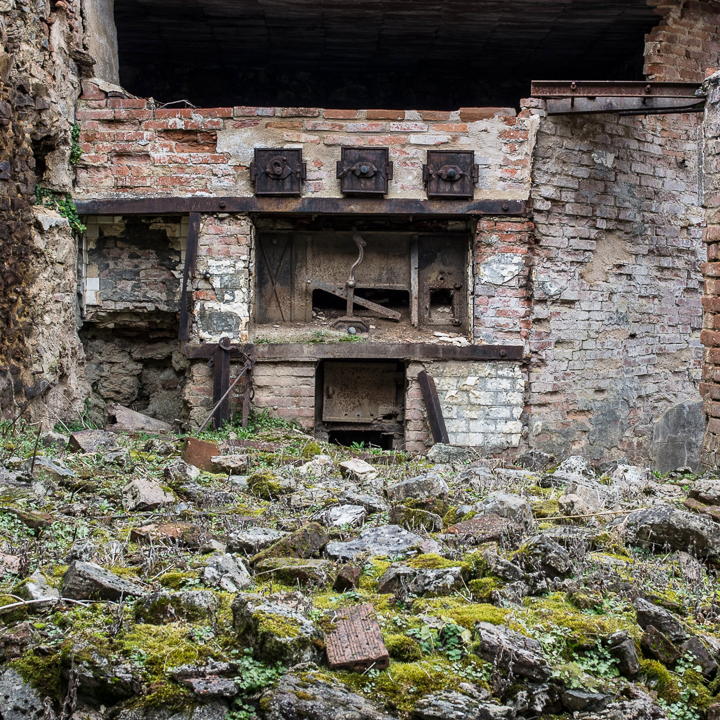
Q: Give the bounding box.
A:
[3,0,720,469]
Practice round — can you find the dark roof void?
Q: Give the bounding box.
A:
[115,0,660,110]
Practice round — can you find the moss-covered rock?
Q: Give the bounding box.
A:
[251,522,329,565]
[135,590,220,624]
[253,557,336,587]
[384,634,423,662]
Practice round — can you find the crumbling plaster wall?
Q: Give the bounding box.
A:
[526,0,720,468]
[0,1,92,424]
[74,86,537,203]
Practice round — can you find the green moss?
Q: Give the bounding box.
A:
[442,506,460,526]
[385,634,423,662]
[158,571,199,589]
[406,554,468,572]
[248,472,290,500]
[591,532,630,557]
[513,593,638,650]
[0,593,28,623]
[531,499,560,518]
[301,442,323,458]
[11,650,63,700]
[468,577,502,601]
[411,597,509,628]
[119,623,213,676]
[358,558,392,591]
[127,683,193,710]
[639,659,681,702]
[255,610,301,638]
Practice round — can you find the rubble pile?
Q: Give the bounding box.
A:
[0,418,719,720]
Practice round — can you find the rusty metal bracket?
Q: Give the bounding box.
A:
[530,80,704,115]
[418,370,449,444]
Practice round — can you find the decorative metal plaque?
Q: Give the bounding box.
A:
[250,148,306,196]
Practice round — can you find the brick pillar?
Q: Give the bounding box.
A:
[182,213,254,427]
[701,72,720,465]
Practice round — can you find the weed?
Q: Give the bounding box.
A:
[34,186,85,234]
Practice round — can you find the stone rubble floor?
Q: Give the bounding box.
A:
[0,415,719,720]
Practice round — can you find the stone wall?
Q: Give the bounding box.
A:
[528,111,705,466]
[83,215,185,317]
[0,1,90,423]
[75,83,537,202]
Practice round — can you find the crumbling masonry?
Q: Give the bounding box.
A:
[3,0,720,469]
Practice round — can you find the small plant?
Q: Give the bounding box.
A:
[34,185,85,233]
[70,123,82,165]
[232,648,285,694]
[407,622,470,660]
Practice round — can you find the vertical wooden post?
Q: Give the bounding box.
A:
[212,337,232,429]
[179,212,201,342]
[418,370,449,443]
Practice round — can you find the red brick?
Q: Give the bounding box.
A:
[323,109,360,119]
[459,107,515,121]
[367,109,405,120]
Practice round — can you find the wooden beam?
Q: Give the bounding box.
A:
[178,212,200,342]
[184,342,523,362]
[76,196,528,217]
[212,340,231,429]
[417,370,449,444]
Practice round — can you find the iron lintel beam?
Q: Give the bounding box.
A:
[184,342,524,362]
[75,196,527,217]
[531,80,701,98]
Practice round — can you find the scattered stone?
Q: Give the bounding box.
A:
[228,526,288,554]
[182,437,220,472]
[16,571,59,604]
[683,496,720,522]
[326,524,431,560]
[377,564,464,597]
[334,563,362,591]
[210,454,250,474]
[320,504,367,527]
[5,508,52,530]
[635,599,687,643]
[387,472,449,502]
[426,444,478,464]
[251,522,328,564]
[562,689,609,712]
[608,631,640,677]
[61,560,145,600]
[297,454,334,476]
[0,668,46,720]
[390,504,443,532]
[40,431,69,448]
[444,513,516,544]
[516,535,574,578]
[261,671,395,720]
[339,488,388,513]
[164,458,200,485]
[680,636,719,678]
[621,504,720,563]
[475,622,550,681]
[65,538,97,562]
[690,478,720,505]
[477,492,534,528]
[122,477,175,511]
[179,676,238,698]
[130,522,208,548]
[135,590,219,623]
[27,455,75,479]
[412,691,514,720]
[108,404,173,433]
[254,557,335,586]
[201,553,252,592]
[325,603,389,671]
[339,458,379,486]
[0,553,21,575]
[232,592,320,664]
[68,429,119,453]
[610,465,652,498]
[641,625,681,665]
[518,450,556,472]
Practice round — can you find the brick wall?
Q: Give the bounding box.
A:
[529,111,705,465]
[645,0,720,82]
[405,360,525,454]
[191,213,253,343]
[75,82,536,202]
[473,218,533,346]
[251,362,316,430]
[700,71,720,465]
